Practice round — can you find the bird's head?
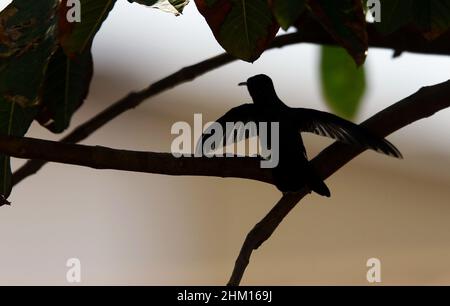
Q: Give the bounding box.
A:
[239,74,279,106]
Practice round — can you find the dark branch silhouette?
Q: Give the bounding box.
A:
[2,135,271,183]
[12,24,450,186]
[227,80,450,285]
[0,80,449,284]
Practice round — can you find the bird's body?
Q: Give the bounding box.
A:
[200,74,402,196]
[273,125,331,195]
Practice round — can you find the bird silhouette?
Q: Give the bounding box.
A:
[198,74,402,196]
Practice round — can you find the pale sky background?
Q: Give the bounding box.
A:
[0,0,450,285]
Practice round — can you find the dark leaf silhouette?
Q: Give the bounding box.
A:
[307,0,368,65]
[195,0,279,62]
[0,0,58,197]
[36,47,94,133]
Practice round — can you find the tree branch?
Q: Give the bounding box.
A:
[1,136,272,183]
[1,81,448,284]
[12,25,450,186]
[227,80,450,286]
[296,19,450,57]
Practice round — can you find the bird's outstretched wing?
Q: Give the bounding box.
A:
[290,108,403,158]
[196,104,268,155]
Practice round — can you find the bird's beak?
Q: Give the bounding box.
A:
[238,82,247,86]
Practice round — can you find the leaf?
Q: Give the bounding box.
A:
[307,0,368,66]
[413,0,450,40]
[195,0,279,62]
[376,1,450,40]
[59,0,117,56]
[271,0,306,30]
[0,0,59,197]
[320,46,366,120]
[0,102,37,197]
[375,0,414,35]
[36,47,93,133]
[128,0,190,15]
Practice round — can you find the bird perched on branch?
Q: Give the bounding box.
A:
[198,74,402,197]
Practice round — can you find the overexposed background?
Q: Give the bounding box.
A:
[0,0,450,285]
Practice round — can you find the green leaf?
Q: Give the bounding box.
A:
[307,0,368,66]
[195,0,279,62]
[320,46,366,120]
[0,0,59,197]
[59,0,117,55]
[129,0,190,15]
[271,0,306,30]
[36,47,93,133]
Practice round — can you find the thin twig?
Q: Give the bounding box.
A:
[227,80,450,285]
